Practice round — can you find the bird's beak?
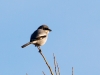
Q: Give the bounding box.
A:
[48,28,52,31]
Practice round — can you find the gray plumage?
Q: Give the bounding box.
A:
[21,25,52,48]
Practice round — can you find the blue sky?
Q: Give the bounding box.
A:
[0,0,100,75]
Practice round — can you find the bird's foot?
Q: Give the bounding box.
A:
[37,46,42,53]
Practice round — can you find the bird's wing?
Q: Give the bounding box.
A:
[30,29,47,42]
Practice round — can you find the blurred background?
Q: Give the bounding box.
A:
[0,0,100,75]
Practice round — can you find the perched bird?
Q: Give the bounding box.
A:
[21,25,52,51]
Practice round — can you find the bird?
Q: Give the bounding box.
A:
[21,25,52,51]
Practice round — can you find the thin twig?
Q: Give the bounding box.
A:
[37,47,54,75]
[72,67,74,75]
[26,73,28,75]
[42,71,46,75]
[56,61,60,75]
[53,53,57,75]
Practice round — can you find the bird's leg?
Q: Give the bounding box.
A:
[37,46,42,53]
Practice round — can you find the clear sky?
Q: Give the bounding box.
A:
[0,0,100,75]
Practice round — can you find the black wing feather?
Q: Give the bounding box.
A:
[30,29,46,42]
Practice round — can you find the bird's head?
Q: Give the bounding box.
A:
[38,25,52,34]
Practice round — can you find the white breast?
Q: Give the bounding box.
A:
[37,36,48,46]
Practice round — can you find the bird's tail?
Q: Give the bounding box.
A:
[21,42,31,48]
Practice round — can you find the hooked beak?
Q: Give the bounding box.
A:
[48,28,52,31]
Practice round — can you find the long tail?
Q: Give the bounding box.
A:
[21,42,31,48]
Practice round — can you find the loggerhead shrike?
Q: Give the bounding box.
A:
[21,25,52,49]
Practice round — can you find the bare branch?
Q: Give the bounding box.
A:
[37,46,54,75]
[26,73,28,75]
[72,67,74,75]
[53,53,60,75]
[56,61,60,75]
[53,53,57,75]
[42,71,46,75]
